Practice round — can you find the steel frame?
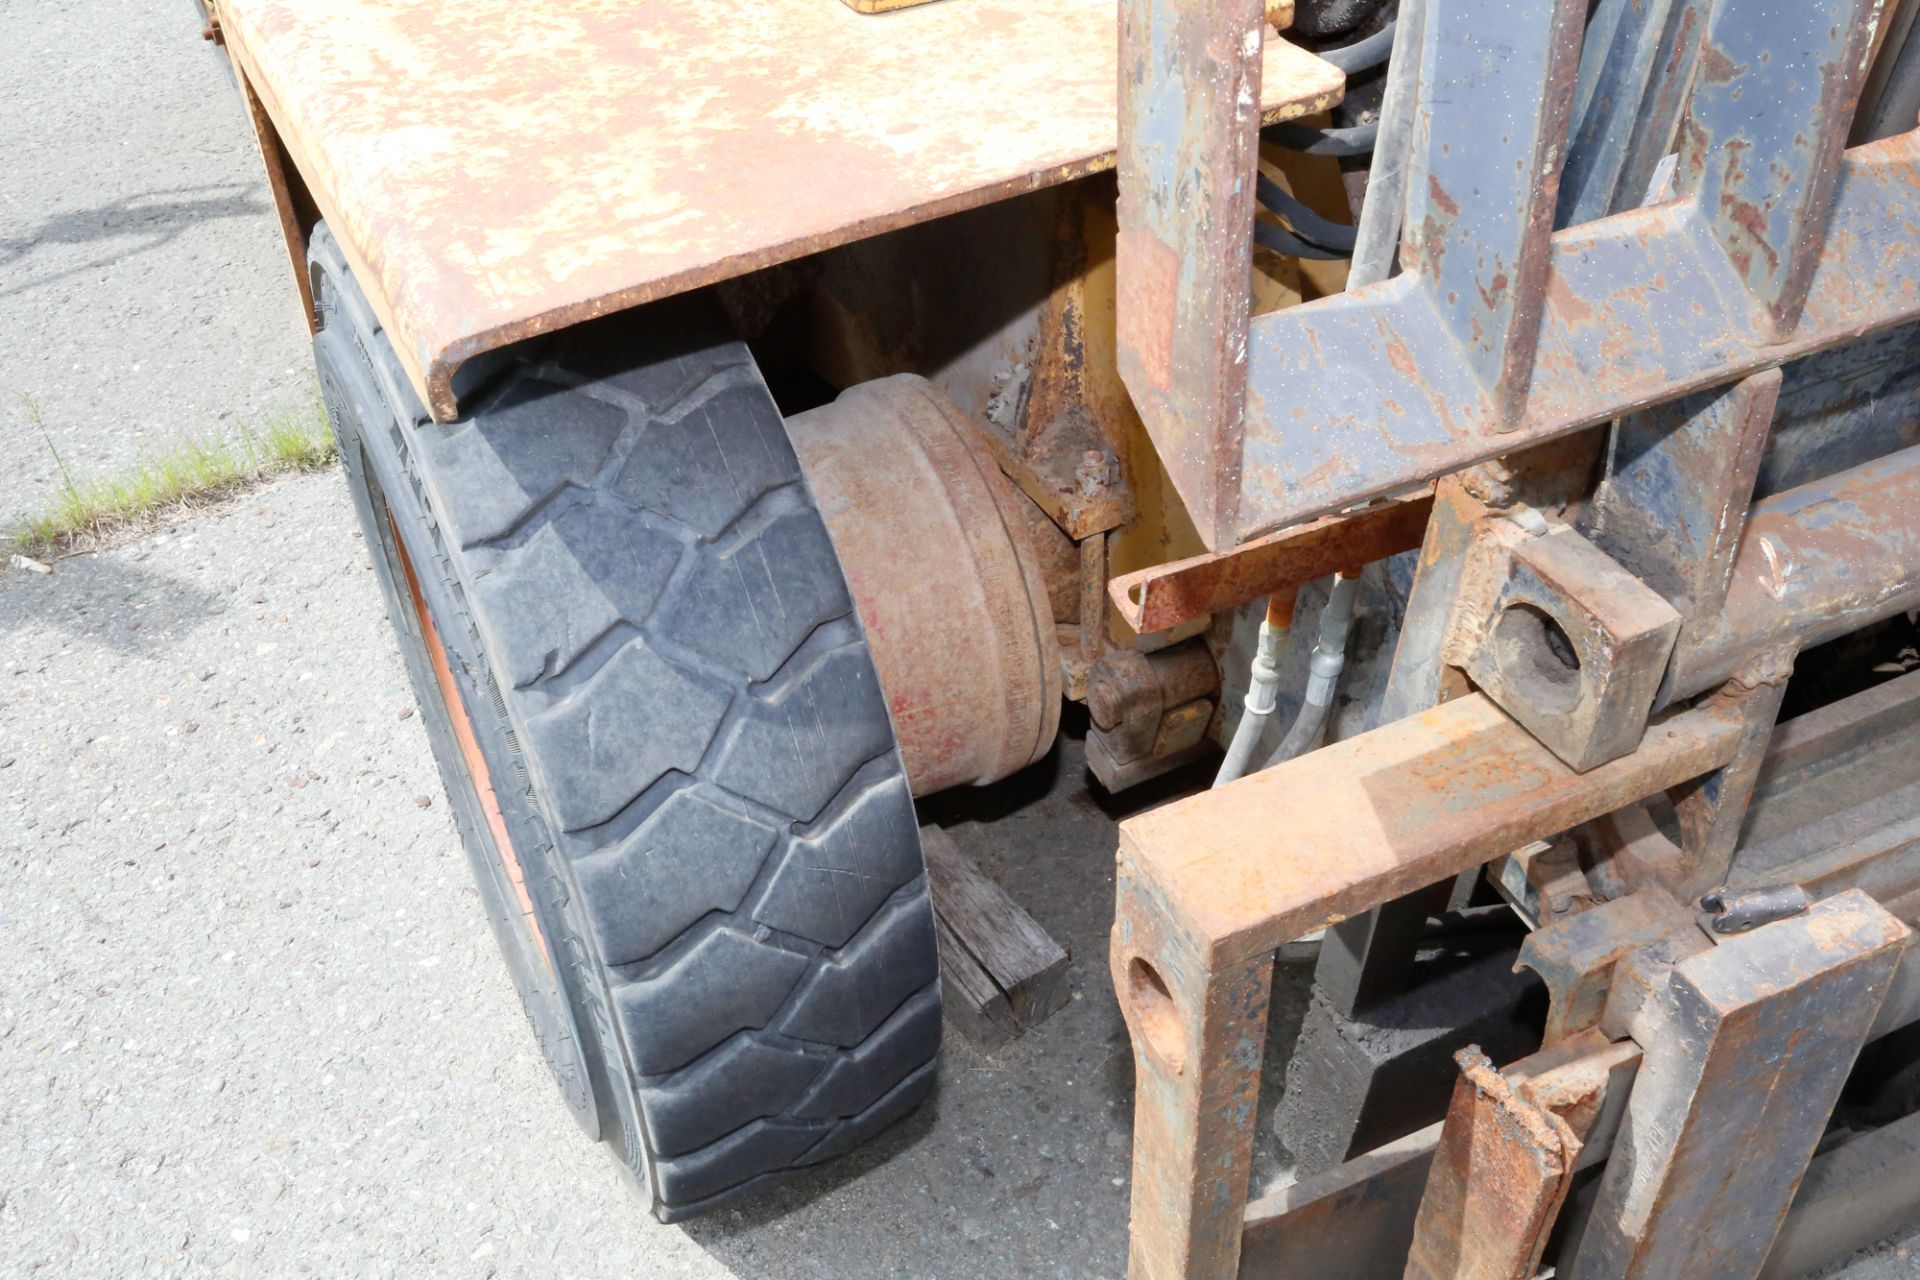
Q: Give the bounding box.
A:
[1118,0,1918,550]
[1113,693,1747,1276]
[215,0,1345,422]
[1113,674,1920,1278]
[1111,0,1920,1274]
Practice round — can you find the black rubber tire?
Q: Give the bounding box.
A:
[308,224,941,1219]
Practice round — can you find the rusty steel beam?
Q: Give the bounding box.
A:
[1671,0,1877,339]
[1106,491,1432,634]
[1736,671,1920,915]
[1562,891,1910,1279]
[1241,1032,1642,1280]
[1402,1048,1588,1280]
[1111,693,1743,1279]
[1113,0,1269,551]
[1665,646,1796,893]
[1375,477,1487,722]
[1240,128,1914,541]
[1517,886,1696,1048]
[1398,0,1588,425]
[1120,0,1907,548]
[1583,369,1781,641]
[1664,440,1920,705]
[1117,692,1741,972]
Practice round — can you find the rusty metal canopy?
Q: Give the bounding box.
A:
[217,0,1343,419]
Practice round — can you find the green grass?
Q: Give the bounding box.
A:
[6,396,336,561]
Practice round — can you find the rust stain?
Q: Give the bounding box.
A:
[1116,692,1744,968]
[1109,489,1434,632]
[1697,41,1743,84]
[1386,330,1419,380]
[1120,228,1182,398]
[220,0,1345,420]
[1546,268,1596,326]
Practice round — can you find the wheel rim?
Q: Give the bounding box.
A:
[351,452,600,1138]
[387,511,556,978]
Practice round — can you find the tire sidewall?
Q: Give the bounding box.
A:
[312,283,657,1192]
[308,229,941,1217]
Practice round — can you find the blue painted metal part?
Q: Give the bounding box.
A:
[1674,0,1885,336]
[1398,0,1587,420]
[1558,0,1713,226]
[1665,437,1920,700]
[1236,127,1920,541]
[1582,369,1780,637]
[1760,320,1920,495]
[1118,0,1919,551]
[1114,0,1270,550]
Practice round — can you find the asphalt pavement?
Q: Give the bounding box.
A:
[0,0,312,530]
[0,472,1214,1278]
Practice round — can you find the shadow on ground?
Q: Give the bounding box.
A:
[0,551,227,655]
[674,714,1312,1280]
[0,184,269,299]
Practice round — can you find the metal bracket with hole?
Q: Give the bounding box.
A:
[1459,520,1681,773]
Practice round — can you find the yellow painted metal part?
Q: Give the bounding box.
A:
[214,0,1343,421]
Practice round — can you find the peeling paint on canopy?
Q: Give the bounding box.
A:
[217,0,1343,419]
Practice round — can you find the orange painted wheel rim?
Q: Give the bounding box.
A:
[388,514,554,976]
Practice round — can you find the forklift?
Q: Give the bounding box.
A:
[198,0,1920,1271]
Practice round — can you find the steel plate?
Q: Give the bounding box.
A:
[217,0,1344,419]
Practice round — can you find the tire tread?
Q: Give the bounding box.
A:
[308,225,938,1216]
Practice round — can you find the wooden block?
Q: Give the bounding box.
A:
[935,915,1017,1048]
[921,825,1071,1041]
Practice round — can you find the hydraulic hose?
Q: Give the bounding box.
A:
[1255,173,1359,253]
[1264,571,1362,768]
[1214,596,1294,787]
[1266,118,1380,156]
[1319,20,1397,76]
[1345,0,1425,284]
[1230,7,1414,773]
[1254,218,1351,260]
